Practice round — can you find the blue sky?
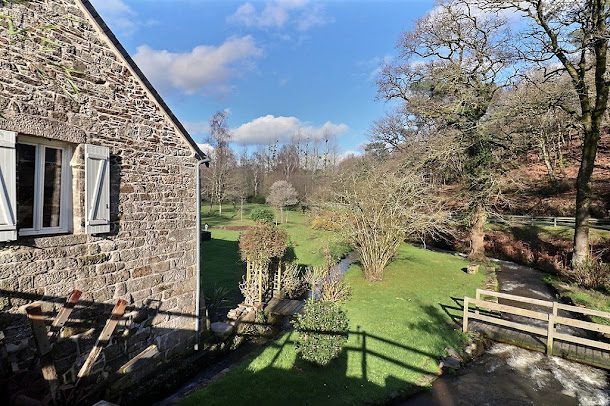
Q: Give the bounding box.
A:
[91,0,435,154]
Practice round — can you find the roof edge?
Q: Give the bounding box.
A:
[77,0,208,162]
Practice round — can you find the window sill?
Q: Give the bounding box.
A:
[14,233,89,248]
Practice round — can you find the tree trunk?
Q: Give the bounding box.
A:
[540,139,556,182]
[572,7,609,266]
[469,204,487,260]
[572,128,600,266]
[219,202,222,216]
[240,198,244,221]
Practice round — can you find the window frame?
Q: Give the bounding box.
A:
[17,136,72,237]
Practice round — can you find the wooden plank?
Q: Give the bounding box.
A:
[555,315,610,335]
[26,304,58,402]
[118,344,159,374]
[463,297,469,333]
[547,315,555,355]
[555,303,610,321]
[468,312,547,336]
[26,304,51,355]
[76,299,127,382]
[469,298,549,321]
[554,332,610,352]
[49,289,82,337]
[476,289,554,308]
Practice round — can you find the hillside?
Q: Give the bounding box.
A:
[501,132,610,218]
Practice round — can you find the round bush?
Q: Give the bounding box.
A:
[293,300,349,366]
[250,207,275,223]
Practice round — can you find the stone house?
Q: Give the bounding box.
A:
[0,0,208,401]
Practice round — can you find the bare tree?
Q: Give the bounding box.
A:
[376,0,515,259]
[492,74,577,182]
[205,111,236,215]
[266,180,298,224]
[323,163,452,281]
[276,143,300,181]
[477,0,610,265]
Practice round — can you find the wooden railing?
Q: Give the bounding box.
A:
[489,215,610,231]
[463,289,610,356]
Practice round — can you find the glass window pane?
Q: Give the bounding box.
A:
[16,144,36,229]
[43,147,63,228]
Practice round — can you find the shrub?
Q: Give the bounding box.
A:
[250,195,266,204]
[310,215,342,232]
[304,266,327,298]
[319,270,352,303]
[566,257,610,290]
[239,222,288,263]
[281,263,308,299]
[304,265,352,303]
[293,300,349,366]
[250,207,275,223]
[204,285,231,320]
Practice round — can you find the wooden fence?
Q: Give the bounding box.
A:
[463,289,610,358]
[489,215,610,231]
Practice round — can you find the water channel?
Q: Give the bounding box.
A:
[404,258,610,406]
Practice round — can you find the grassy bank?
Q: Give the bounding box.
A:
[544,275,610,325]
[188,243,485,405]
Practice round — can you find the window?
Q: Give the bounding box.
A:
[16,136,72,236]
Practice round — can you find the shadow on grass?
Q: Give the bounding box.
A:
[201,237,244,320]
[181,320,450,406]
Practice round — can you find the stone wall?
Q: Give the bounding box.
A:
[0,0,201,391]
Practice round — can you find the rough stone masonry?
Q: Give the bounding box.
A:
[0,0,204,397]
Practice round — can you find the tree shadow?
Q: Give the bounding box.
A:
[200,237,245,321]
[183,322,442,405]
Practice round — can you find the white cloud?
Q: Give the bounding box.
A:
[232,115,348,145]
[133,36,263,95]
[337,150,362,162]
[197,143,215,156]
[91,0,140,35]
[227,0,332,32]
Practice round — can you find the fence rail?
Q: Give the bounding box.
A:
[463,289,610,359]
[489,215,610,231]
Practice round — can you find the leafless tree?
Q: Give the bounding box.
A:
[492,74,577,182]
[476,0,610,265]
[204,111,236,215]
[376,0,515,259]
[266,180,298,223]
[323,162,452,281]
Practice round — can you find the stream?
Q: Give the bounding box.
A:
[403,258,610,406]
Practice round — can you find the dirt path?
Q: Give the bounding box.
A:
[402,259,610,406]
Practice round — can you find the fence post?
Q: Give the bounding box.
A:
[546,314,555,356]
[463,297,469,333]
[475,290,480,315]
[553,217,557,228]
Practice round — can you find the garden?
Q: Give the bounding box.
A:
[190,203,486,405]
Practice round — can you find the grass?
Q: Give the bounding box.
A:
[187,242,485,405]
[544,274,610,325]
[201,204,351,313]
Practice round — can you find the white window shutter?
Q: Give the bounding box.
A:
[85,144,110,234]
[0,130,17,242]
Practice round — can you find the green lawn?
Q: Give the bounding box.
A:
[201,204,351,315]
[188,243,485,405]
[544,275,610,325]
